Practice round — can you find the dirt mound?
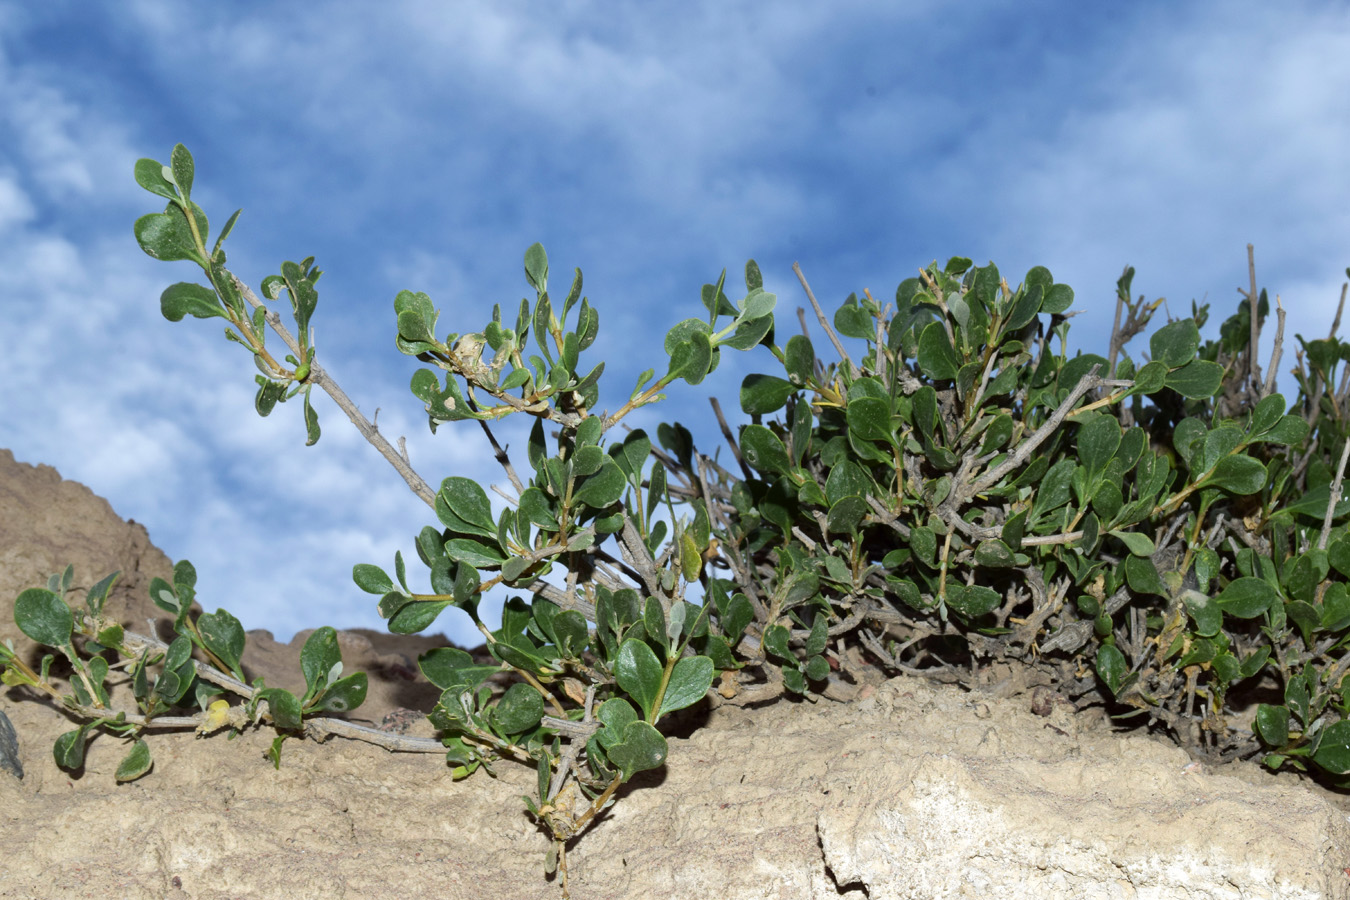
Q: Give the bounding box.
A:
[1,449,1348,899]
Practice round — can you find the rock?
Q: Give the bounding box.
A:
[0,708,20,779]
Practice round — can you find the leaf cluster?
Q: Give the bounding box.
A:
[2,562,368,777]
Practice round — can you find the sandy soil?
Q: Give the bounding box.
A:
[2,448,1349,899]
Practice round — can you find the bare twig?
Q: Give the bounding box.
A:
[617,515,663,606]
[1331,283,1346,340]
[542,684,598,802]
[711,396,752,481]
[961,365,1103,501]
[477,419,526,495]
[1108,271,1127,379]
[1318,438,1350,551]
[1264,294,1286,399]
[793,262,855,378]
[230,274,437,509]
[109,626,448,753]
[1245,244,1262,390]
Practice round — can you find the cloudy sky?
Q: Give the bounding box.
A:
[2,0,1347,647]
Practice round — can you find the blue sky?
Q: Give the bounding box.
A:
[2,1,1348,646]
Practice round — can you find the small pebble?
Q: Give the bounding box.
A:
[0,708,21,780]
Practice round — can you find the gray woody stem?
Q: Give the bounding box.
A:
[230,274,437,510]
[959,365,1105,502]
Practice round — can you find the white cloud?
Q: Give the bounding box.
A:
[0,171,34,231]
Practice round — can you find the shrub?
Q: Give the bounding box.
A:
[5,144,1350,896]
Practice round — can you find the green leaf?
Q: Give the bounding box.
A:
[444,538,507,568]
[494,682,545,735]
[53,725,91,770]
[14,588,73,647]
[1184,592,1222,638]
[257,688,303,731]
[740,374,796,416]
[573,460,626,508]
[824,460,869,505]
[169,143,194,201]
[616,638,664,721]
[826,496,867,535]
[720,594,754,644]
[160,282,225,322]
[847,397,894,445]
[1096,644,1126,695]
[1076,414,1120,478]
[519,488,559,534]
[388,600,451,634]
[197,608,245,676]
[974,539,1016,568]
[1150,319,1201,368]
[611,429,652,482]
[1202,455,1266,495]
[134,202,207,264]
[316,673,367,713]
[1239,646,1272,679]
[1164,359,1223,399]
[833,296,873,339]
[1312,720,1350,774]
[550,610,589,659]
[1001,509,1027,550]
[1255,704,1289,747]
[1214,577,1275,618]
[300,626,342,702]
[804,654,830,682]
[213,208,241,258]
[1128,360,1168,397]
[1124,556,1167,597]
[1041,283,1074,315]
[745,259,764,291]
[722,313,774,352]
[418,647,499,691]
[1321,582,1350,632]
[605,720,668,781]
[740,288,776,320]
[352,564,395,595]
[1257,415,1311,446]
[1197,425,1244,473]
[944,584,1000,618]
[254,379,285,418]
[917,322,959,380]
[669,331,713,385]
[115,739,153,783]
[761,623,792,662]
[134,157,177,201]
[1273,484,1350,523]
[1172,417,1208,468]
[436,477,496,537]
[1249,393,1287,436]
[1032,459,1076,517]
[1108,530,1155,557]
[1003,283,1043,333]
[643,597,669,658]
[523,242,548,293]
[740,425,792,477]
[658,656,714,718]
[595,697,639,750]
[785,334,815,384]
